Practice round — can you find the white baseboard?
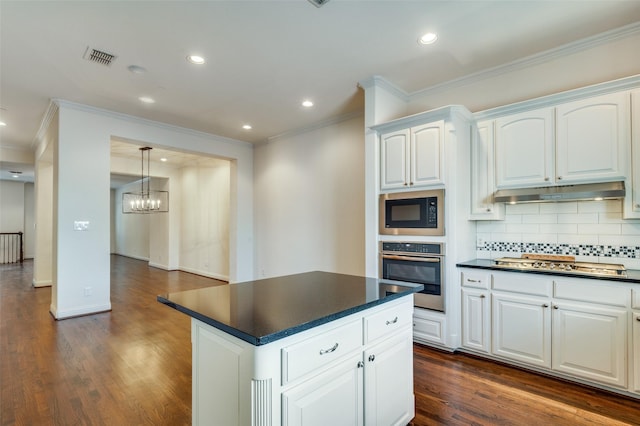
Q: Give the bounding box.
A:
[179,266,229,282]
[32,279,52,288]
[50,302,112,319]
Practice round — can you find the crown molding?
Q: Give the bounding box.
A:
[262,110,364,145]
[31,100,59,150]
[358,75,409,102]
[51,99,253,149]
[409,21,640,101]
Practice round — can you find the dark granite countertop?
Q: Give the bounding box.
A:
[457,259,640,284]
[158,271,423,346]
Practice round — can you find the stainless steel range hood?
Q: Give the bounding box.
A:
[493,181,625,204]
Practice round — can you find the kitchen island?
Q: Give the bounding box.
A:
[158,271,423,426]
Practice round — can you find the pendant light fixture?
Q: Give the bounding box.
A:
[122,147,169,214]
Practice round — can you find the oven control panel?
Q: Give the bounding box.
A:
[380,242,443,255]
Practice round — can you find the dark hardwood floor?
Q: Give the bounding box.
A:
[1,256,639,425]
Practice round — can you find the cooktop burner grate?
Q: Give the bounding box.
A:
[493,254,627,278]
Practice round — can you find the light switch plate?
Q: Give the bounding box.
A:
[74,221,90,231]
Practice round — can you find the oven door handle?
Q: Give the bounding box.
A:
[381,255,441,263]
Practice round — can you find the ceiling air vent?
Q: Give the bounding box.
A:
[83,46,117,66]
[307,0,330,7]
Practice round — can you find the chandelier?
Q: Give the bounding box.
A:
[122,147,169,214]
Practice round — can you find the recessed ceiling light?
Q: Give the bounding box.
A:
[0,121,6,127]
[418,32,438,45]
[138,96,155,104]
[242,124,252,130]
[160,157,168,162]
[302,100,314,108]
[187,55,205,65]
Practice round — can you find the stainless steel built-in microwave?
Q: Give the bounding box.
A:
[379,189,444,236]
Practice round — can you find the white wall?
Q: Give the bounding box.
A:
[180,159,230,281]
[253,115,365,278]
[113,180,151,261]
[0,180,25,232]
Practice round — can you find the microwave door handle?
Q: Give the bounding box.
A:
[382,255,440,263]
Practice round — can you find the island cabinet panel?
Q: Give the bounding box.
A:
[364,330,414,426]
[190,295,415,425]
[282,352,364,426]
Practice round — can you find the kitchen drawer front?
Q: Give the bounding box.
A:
[554,278,629,308]
[492,271,552,297]
[461,270,491,289]
[282,319,362,385]
[364,298,413,344]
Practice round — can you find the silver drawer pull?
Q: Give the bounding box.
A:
[467,279,479,283]
[319,342,339,355]
[386,316,398,325]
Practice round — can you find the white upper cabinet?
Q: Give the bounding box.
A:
[470,120,504,220]
[556,92,630,184]
[380,130,410,190]
[493,91,631,190]
[380,121,444,190]
[495,107,554,188]
[624,89,640,219]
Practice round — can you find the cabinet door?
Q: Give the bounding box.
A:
[556,92,630,184]
[495,108,554,188]
[364,331,414,426]
[633,312,640,393]
[470,120,504,220]
[282,353,364,426]
[624,89,640,218]
[411,121,443,187]
[492,292,551,368]
[461,288,490,353]
[552,302,627,388]
[380,130,409,190]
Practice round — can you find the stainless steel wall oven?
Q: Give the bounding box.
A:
[379,241,444,312]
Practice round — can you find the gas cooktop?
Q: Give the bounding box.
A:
[493,254,627,278]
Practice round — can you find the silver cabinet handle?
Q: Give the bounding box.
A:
[544,177,550,181]
[368,354,375,362]
[467,279,480,283]
[480,294,486,299]
[542,303,549,308]
[357,361,364,368]
[386,316,398,325]
[553,305,559,310]
[636,317,640,322]
[557,176,562,180]
[319,342,339,355]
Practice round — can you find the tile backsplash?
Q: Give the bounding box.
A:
[476,199,640,270]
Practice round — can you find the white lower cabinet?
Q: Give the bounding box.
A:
[461,270,491,353]
[551,301,627,388]
[459,268,637,397]
[634,311,640,393]
[492,292,551,368]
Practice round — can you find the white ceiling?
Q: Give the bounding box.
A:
[1,0,640,182]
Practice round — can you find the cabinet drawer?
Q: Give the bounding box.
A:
[364,299,412,344]
[492,272,552,297]
[554,279,629,307]
[282,320,362,385]
[461,270,491,289]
